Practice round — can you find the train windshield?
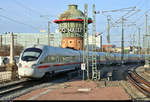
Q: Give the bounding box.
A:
[21,48,42,61]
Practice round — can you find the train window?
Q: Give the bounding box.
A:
[65,56,72,62]
[59,56,63,62]
[49,56,56,62]
[56,56,79,63]
[61,56,72,63]
[56,56,59,62]
[62,56,67,62]
[21,48,42,61]
[40,56,57,64]
[40,56,48,64]
[72,56,78,62]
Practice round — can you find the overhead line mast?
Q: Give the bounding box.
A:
[92,4,98,80]
[95,6,139,64]
[121,16,125,63]
[83,4,89,79]
[144,13,150,68]
[95,6,139,36]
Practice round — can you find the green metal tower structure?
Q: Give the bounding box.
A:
[144,13,150,67]
[92,4,98,80]
[83,3,89,79]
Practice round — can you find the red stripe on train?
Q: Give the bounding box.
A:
[53,62,81,67]
[38,64,50,69]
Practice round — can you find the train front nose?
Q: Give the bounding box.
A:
[18,63,36,78]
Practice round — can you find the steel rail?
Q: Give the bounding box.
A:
[0,79,29,91]
[127,70,150,97]
[0,79,40,97]
[130,71,150,88]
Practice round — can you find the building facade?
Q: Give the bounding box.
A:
[54,4,92,50]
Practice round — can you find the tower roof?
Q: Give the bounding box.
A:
[53,4,92,24]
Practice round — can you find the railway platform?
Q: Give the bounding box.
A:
[14,77,130,100]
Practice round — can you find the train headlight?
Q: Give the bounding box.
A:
[32,64,37,68]
[18,63,22,68]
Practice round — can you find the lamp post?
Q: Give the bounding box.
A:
[40,15,51,46]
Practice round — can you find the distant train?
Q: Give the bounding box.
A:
[18,44,146,79]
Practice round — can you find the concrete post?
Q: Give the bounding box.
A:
[0,35,2,48]
[6,32,18,80]
[10,32,14,64]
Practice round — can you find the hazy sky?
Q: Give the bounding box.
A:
[0,0,150,46]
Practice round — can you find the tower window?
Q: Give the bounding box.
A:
[69,41,72,43]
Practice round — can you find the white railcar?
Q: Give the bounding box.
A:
[18,45,80,78]
[18,44,145,79]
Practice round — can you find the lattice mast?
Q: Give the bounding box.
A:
[92,4,98,80]
[83,4,89,79]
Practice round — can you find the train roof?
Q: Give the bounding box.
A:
[46,46,80,56]
[25,44,147,57]
[27,44,80,56]
[25,44,46,50]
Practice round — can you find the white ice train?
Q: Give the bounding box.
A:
[18,44,146,79]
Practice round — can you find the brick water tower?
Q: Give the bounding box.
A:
[54,4,92,50]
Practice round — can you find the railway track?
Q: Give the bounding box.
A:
[0,78,44,98]
[127,69,150,97]
[0,69,79,100]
